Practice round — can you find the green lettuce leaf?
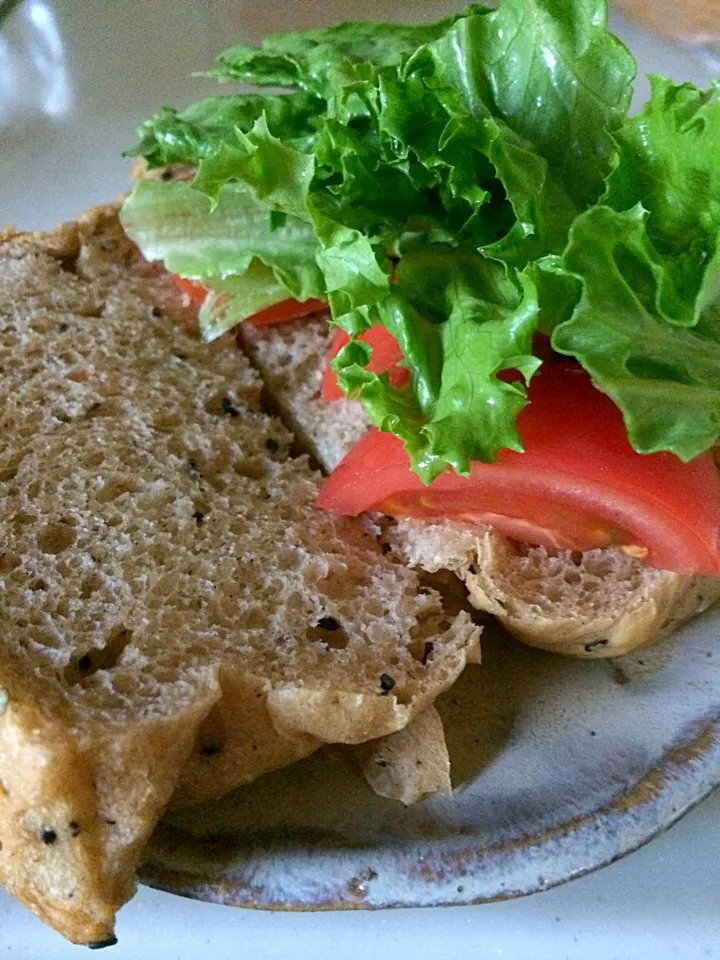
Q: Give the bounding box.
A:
[195,1,635,263]
[125,2,719,479]
[424,1,635,207]
[604,77,720,328]
[198,262,290,342]
[210,18,460,97]
[125,92,322,169]
[553,79,720,461]
[193,114,315,217]
[119,178,325,340]
[334,247,540,480]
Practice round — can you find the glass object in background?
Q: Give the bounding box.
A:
[614,0,720,69]
[0,0,70,130]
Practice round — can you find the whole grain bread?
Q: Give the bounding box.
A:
[240,315,720,657]
[240,314,368,472]
[0,208,481,943]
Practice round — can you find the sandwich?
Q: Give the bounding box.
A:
[2,0,719,946]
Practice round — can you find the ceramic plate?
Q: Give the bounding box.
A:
[142,609,720,907]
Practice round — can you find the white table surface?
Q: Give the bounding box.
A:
[1,2,719,956]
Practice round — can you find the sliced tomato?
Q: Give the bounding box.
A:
[246,297,327,327]
[172,276,326,327]
[321,326,410,401]
[174,276,208,306]
[316,359,720,576]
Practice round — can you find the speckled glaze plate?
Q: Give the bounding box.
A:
[141,607,720,908]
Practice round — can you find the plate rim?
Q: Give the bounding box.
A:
[140,714,720,910]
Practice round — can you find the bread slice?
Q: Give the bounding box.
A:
[0,208,480,943]
[390,522,720,657]
[240,314,369,472]
[240,316,720,657]
[239,316,466,801]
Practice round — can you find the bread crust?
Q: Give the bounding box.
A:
[394,522,720,657]
[353,705,452,805]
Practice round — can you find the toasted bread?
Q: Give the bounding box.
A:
[0,208,480,942]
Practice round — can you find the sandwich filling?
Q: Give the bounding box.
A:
[120,0,720,576]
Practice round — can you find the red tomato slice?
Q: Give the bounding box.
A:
[174,276,208,306]
[172,276,326,327]
[247,297,327,327]
[321,326,410,401]
[316,359,720,575]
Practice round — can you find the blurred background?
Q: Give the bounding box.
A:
[0,0,717,229]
